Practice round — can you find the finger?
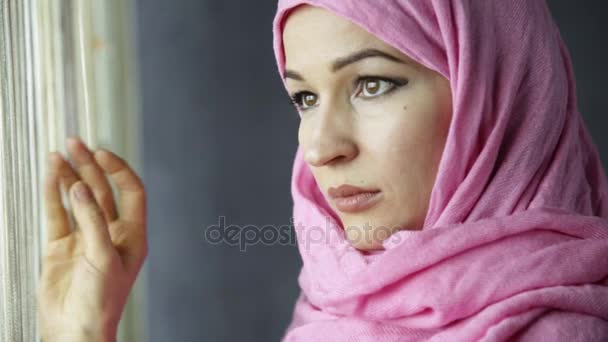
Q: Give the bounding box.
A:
[117,225,148,274]
[69,181,115,265]
[53,151,81,197]
[44,152,71,242]
[93,148,146,226]
[66,137,118,223]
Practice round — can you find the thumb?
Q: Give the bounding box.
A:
[70,181,115,267]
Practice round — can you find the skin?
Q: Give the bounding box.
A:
[37,4,453,339]
[283,5,453,250]
[38,137,147,342]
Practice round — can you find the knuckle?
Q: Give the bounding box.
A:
[81,205,106,225]
[127,172,144,190]
[134,184,146,198]
[99,190,115,205]
[69,182,78,193]
[132,177,144,189]
[112,155,127,168]
[109,222,128,242]
[108,149,121,160]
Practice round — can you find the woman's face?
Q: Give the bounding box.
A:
[282,5,453,250]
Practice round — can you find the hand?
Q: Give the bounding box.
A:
[38,137,147,342]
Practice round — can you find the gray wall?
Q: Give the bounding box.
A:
[135,1,607,341]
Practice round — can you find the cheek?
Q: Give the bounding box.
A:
[375,114,432,169]
[370,106,446,200]
[297,120,309,146]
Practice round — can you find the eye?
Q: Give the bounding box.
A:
[288,92,318,111]
[287,76,408,113]
[357,77,403,98]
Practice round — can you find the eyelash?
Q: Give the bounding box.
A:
[287,76,408,112]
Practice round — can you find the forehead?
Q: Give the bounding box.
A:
[282,5,416,69]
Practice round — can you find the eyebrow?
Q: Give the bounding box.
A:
[283,48,409,81]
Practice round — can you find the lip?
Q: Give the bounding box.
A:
[328,184,383,213]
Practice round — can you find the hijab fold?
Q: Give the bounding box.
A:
[272,0,608,340]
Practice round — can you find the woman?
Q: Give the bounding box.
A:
[38,0,608,341]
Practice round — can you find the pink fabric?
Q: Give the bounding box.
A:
[272,0,608,341]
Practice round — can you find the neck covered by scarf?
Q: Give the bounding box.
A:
[272,0,608,340]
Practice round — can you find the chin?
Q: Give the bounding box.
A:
[340,214,416,251]
[343,225,388,251]
[349,239,385,251]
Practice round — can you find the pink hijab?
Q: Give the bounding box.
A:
[272,0,608,340]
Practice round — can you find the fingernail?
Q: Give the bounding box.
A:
[74,182,92,202]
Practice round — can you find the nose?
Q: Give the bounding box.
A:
[303,105,358,167]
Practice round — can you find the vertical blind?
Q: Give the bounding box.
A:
[0,0,146,340]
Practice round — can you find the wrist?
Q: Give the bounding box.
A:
[86,320,118,342]
[43,332,116,342]
[43,322,117,342]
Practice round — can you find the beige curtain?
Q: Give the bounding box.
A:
[0,0,146,340]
